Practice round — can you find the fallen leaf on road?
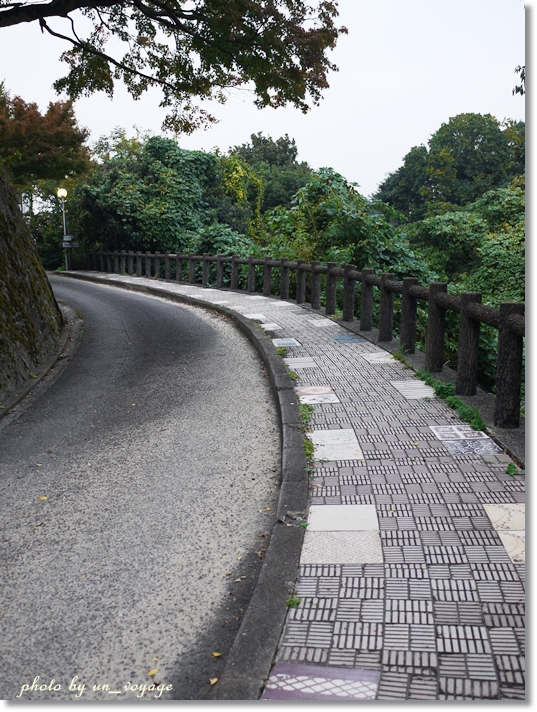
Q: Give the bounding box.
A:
[212,652,221,658]
[153,657,158,662]
[36,464,42,467]
[148,669,158,677]
[265,507,271,511]
[39,496,48,501]
[315,484,322,488]
[236,556,242,560]
[209,678,218,686]
[233,578,242,582]
[226,571,232,575]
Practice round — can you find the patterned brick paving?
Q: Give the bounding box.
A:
[86,276,525,701]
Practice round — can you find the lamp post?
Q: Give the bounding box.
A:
[57,188,71,270]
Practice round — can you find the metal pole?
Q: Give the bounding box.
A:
[62,198,68,271]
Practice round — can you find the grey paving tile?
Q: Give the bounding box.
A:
[252,299,524,701]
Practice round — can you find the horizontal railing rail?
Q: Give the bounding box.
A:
[88,250,525,429]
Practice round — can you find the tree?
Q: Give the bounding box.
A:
[375,113,523,219]
[264,167,432,281]
[513,65,525,96]
[0,1,346,133]
[424,113,512,207]
[0,83,90,190]
[230,132,311,211]
[374,145,428,221]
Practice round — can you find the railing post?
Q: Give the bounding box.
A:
[113,252,119,273]
[136,251,142,277]
[248,255,256,293]
[188,253,196,284]
[425,283,447,372]
[216,254,224,288]
[455,292,482,396]
[164,253,171,280]
[145,251,152,278]
[310,261,321,310]
[155,251,161,279]
[400,277,418,353]
[280,259,290,300]
[231,255,239,290]
[202,253,210,286]
[296,260,306,304]
[106,252,112,273]
[325,262,337,315]
[175,254,182,282]
[360,268,374,330]
[127,252,134,276]
[263,256,272,296]
[342,264,357,322]
[378,273,395,341]
[120,250,126,274]
[495,303,525,428]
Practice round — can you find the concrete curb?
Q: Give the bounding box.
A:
[0,303,83,421]
[53,272,309,700]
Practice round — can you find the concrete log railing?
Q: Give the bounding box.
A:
[88,251,525,429]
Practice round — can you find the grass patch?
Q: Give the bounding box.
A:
[300,403,314,428]
[286,596,300,608]
[276,346,287,357]
[416,370,487,431]
[288,370,298,381]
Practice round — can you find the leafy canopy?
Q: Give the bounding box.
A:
[375,113,524,221]
[230,132,311,211]
[0,83,90,189]
[264,167,432,281]
[0,1,346,133]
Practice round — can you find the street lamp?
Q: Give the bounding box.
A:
[57,188,71,270]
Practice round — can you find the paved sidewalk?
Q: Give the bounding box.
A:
[66,275,525,701]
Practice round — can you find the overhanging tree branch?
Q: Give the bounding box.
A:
[0,1,346,133]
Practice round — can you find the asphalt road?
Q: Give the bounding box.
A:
[0,276,281,701]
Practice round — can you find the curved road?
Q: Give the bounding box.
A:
[0,276,280,700]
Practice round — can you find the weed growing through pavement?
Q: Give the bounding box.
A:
[393,347,412,369]
[415,369,487,431]
[286,596,300,608]
[299,403,314,428]
[276,346,287,357]
[287,371,298,381]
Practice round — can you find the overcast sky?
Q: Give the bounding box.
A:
[0,0,526,197]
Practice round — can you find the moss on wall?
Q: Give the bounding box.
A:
[0,166,63,397]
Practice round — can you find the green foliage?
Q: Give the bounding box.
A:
[264,167,433,281]
[415,371,486,431]
[375,145,429,221]
[405,211,489,281]
[505,463,517,476]
[299,403,314,427]
[286,597,300,608]
[1,2,346,134]
[303,435,315,466]
[424,113,512,208]
[230,133,311,211]
[376,113,524,221]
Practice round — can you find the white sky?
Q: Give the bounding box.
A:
[0,0,526,197]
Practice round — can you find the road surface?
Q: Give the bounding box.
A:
[0,276,280,700]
